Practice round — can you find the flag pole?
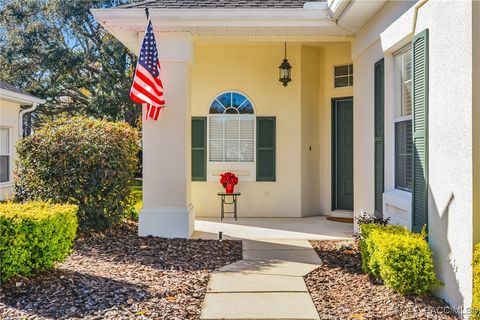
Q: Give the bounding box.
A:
[145,7,149,20]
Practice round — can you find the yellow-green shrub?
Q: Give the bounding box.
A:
[359,224,408,276]
[472,243,480,319]
[0,201,78,282]
[359,223,439,295]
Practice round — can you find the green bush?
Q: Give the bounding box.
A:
[15,116,140,230]
[0,201,78,282]
[359,224,409,275]
[359,223,439,295]
[472,243,480,319]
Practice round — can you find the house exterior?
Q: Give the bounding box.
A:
[0,81,45,201]
[92,0,480,315]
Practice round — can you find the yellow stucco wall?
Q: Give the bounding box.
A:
[191,43,352,218]
[0,99,20,200]
[300,45,320,216]
[318,44,353,215]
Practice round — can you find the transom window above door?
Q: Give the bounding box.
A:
[208,91,255,163]
[334,64,353,88]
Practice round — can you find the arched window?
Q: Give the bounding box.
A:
[209,91,255,163]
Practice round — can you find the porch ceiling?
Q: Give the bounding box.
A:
[91,8,352,54]
[91,1,386,56]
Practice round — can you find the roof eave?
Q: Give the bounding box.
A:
[0,88,46,105]
[91,8,335,30]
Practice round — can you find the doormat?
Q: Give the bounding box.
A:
[326,216,354,224]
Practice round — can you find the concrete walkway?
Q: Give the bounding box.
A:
[200,239,322,320]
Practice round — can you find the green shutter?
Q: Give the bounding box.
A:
[412,29,429,233]
[374,59,385,217]
[192,117,207,181]
[256,117,276,181]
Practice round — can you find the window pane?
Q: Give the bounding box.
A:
[395,45,413,117]
[395,120,413,191]
[217,93,231,108]
[238,101,254,114]
[0,128,9,155]
[239,118,254,140]
[0,155,9,182]
[209,140,223,162]
[231,92,247,108]
[240,140,254,162]
[209,100,225,114]
[224,117,239,139]
[403,80,412,116]
[335,76,349,88]
[349,64,353,74]
[349,75,354,86]
[225,140,239,162]
[209,117,223,140]
[334,65,349,77]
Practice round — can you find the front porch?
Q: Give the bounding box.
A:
[193,216,354,240]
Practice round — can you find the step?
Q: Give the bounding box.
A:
[200,292,320,320]
[208,272,308,292]
[243,249,322,264]
[216,259,320,277]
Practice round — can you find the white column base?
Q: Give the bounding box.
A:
[138,205,195,238]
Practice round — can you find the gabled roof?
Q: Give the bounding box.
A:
[120,0,323,9]
[0,81,45,105]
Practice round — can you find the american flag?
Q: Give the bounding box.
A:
[130,20,165,120]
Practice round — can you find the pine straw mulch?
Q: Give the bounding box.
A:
[0,221,242,320]
[305,241,459,320]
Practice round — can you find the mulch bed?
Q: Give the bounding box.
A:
[0,221,242,320]
[305,241,458,320]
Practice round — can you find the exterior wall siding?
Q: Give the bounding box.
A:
[300,45,321,217]
[353,0,475,313]
[191,44,303,217]
[190,43,352,218]
[0,99,20,201]
[318,44,353,215]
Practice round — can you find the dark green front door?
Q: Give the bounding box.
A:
[332,98,354,211]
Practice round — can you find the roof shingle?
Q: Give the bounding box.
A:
[0,80,44,102]
[120,0,324,9]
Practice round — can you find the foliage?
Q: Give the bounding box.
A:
[473,243,480,319]
[356,211,390,226]
[14,116,140,230]
[359,224,439,295]
[354,211,390,241]
[0,201,78,282]
[129,179,143,221]
[0,0,141,126]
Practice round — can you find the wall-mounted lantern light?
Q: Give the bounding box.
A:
[279,42,292,87]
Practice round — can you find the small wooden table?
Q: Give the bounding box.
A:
[217,192,241,221]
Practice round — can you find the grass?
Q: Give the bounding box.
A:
[130,179,142,220]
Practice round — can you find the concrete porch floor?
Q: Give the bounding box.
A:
[192,216,354,240]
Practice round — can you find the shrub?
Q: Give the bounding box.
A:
[359,224,408,276]
[359,223,439,295]
[0,201,78,282]
[15,116,140,230]
[472,243,480,319]
[354,211,390,241]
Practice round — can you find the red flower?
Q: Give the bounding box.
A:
[220,172,238,187]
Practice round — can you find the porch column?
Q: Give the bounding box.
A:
[139,32,195,238]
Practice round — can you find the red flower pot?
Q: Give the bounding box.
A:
[225,183,235,194]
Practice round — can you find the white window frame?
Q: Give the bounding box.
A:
[393,44,413,193]
[207,91,256,182]
[0,126,12,185]
[333,63,354,88]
